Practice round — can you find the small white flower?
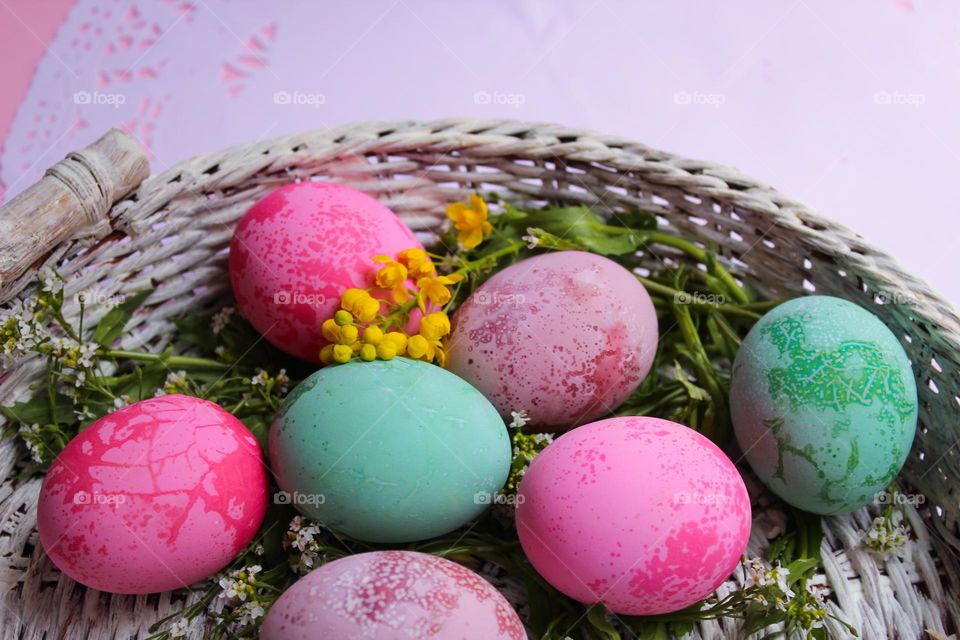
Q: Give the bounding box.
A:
[169,617,190,638]
[522,228,540,249]
[214,345,226,358]
[77,343,97,368]
[219,576,243,601]
[42,276,63,294]
[74,371,87,388]
[212,306,236,335]
[111,395,132,411]
[251,370,270,387]
[254,544,265,556]
[237,601,265,626]
[509,409,530,429]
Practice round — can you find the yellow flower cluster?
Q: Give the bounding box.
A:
[318,248,462,367]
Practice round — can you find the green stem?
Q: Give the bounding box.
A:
[452,241,525,275]
[638,277,760,320]
[102,350,232,371]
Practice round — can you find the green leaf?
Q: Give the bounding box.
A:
[94,289,153,347]
[0,391,74,426]
[586,605,621,640]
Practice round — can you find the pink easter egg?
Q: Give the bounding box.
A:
[229,182,423,363]
[516,416,751,615]
[37,394,269,594]
[260,550,525,640]
[447,251,658,429]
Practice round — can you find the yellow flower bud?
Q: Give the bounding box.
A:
[339,324,359,345]
[419,312,451,341]
[332,344,353,363]
[376,341,397,360]
[384,332,408,355]
[363,325,384,345]
[359,343,377,361]
[407,334,429,359]
[319,344,335,364]
[334,309,354,326]
[321,318,341,343]
[358,297,380,323]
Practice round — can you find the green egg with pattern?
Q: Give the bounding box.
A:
[730,295,918,515]
[269,357,511,542]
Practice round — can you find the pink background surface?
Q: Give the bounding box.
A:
[1,0,957,303]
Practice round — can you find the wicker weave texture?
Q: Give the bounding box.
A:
[0,119,958,639]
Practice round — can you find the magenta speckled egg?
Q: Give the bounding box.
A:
[229,182,422,362]
[37,395,269,594]
[260,551,525,640]
[447,251,658,429]
[516,416,751,615]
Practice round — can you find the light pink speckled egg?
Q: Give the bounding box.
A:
[516,416,751,615]
[260,550,525,640]
[446,251,657,429]
[229,182,422,363]
[37,394,269,594]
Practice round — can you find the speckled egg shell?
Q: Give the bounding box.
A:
[229,182,422,363]
[260,550,525,640]
[516,416,751,615]
[446,251,658,429]
[37,394,269,594]
[269,358,512,542]
[730,295,918,515]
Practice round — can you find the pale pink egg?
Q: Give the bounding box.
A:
[447,251,658,429]
[37,395,269,594]
[229,182,422,363]
[516,416,751,615]
[260,551,525,640]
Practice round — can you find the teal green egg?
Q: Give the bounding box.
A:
[730,295,918,515]
[268,357,511,542]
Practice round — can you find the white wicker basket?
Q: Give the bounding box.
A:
[0,119,958,639]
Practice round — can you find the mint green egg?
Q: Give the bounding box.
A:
[269,358,511,542]
[730,295,918,515]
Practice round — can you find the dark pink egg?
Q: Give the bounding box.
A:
[37,395,268,594]
[229,182,422,362]
[516,416,751,615]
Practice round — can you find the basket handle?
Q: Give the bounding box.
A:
[0,128,149,289]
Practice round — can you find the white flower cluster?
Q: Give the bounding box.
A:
[744,558,794,611]
[218,564,262,602]
[284,515,324,575]
[211,306,236,335]
[250,368,291,395]
[864,511,909,557]
[18,424,43,463]
[156,370,190,396]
